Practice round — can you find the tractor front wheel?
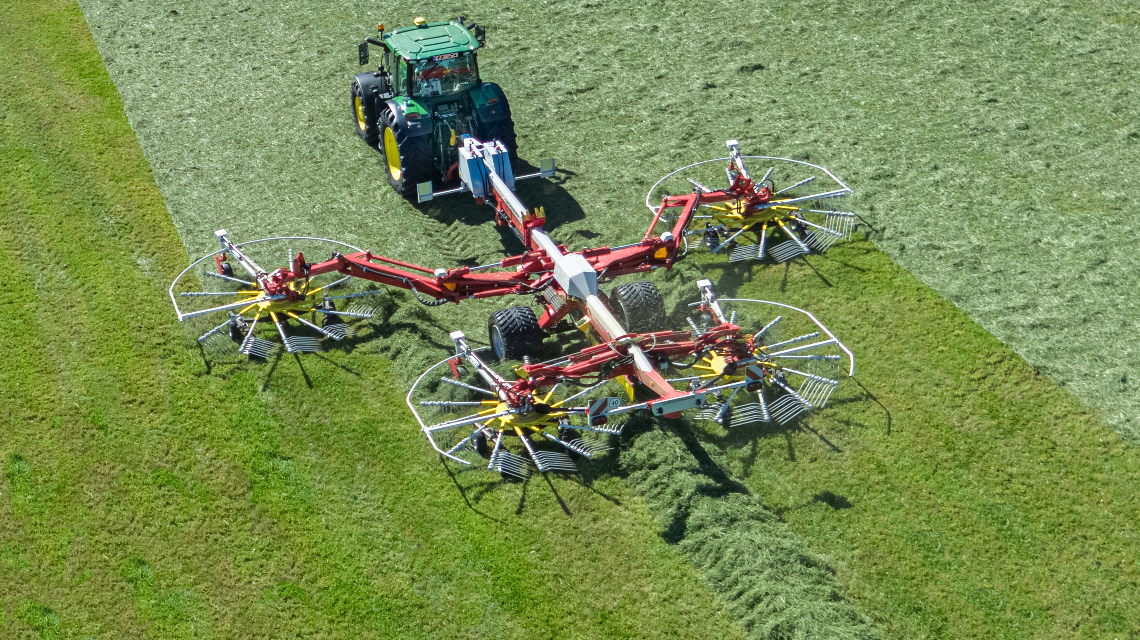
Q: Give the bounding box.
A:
[380,108,432,198]
[610,281,666,334]
[351,80,378,145]
[488,306,543,360]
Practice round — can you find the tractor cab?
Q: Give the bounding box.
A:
[352,17,518,198]
[357,17,486,102]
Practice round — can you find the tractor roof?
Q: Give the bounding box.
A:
[385,20,481,60]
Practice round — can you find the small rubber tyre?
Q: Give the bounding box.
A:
[227,315,246,344]
[473,429,492,459]
[478,117,519,166]
[351,80,378,145]
[703,227,721,251]
[558,426,582,460]
[220,261,234,278]
[610,281,666,334]
[317,300,343,328]
[488,305,543,360]
[380,108,432,197]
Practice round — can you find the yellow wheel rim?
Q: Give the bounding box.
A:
[353,95,366,131]
[383,127,402,180]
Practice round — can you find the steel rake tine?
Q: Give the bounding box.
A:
[179,296,276,320]
[180,290,260,297]
[313,307,373,320]
[197,317,234,343]
[781,367,839,386]
[203,270,257,287]
[323,289,387,302]
[445,430,478,456]
[774,378,813,409]
[769,240,808,263]
[763,331,820,351]
[768,338,837,357]
[769,394,808,424]
[797,216,845,237]
[322,275,354,291]
[712,225,753,254]
[239,313,262,354]
[286,311,344,341]
[487,431,505,471]
[776,175,815,195]
[763,189,849,208]
[715,388,739,425]
[440,376,497,396]
[759,166,775,185]
[754,316,783,340]
[805,209,857,217]
[271,314,298,354]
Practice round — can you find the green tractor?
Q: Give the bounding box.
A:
[351,16,519,197]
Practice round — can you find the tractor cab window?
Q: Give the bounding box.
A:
[395,57,409,94]
[411,52,478,97]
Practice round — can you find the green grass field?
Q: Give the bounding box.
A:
[2,0,1139,637]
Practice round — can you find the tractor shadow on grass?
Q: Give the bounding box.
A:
[412,160,587,259]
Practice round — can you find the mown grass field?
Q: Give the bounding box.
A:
[1,0,1138,638]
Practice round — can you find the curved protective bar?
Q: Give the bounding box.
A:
[405,347,492,465]
[645,155,853,213]
[719,298,856,377]
[168,236,364,321]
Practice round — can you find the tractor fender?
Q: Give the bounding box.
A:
[353,71,391,125]
[383,98,433,138]
[472,82,512,123]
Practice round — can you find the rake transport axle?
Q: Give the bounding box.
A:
[171,138,856,477]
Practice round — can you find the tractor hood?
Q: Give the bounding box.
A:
[386,21,480,60]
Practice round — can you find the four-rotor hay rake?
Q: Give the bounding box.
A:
[170,137,859,479]
[647,142,855,263]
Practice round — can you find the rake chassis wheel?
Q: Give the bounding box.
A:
[488,305,543,360]
[610,280,666,334]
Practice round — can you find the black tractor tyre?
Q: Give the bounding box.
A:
[380,108,432,197]
[610,280,666,334]
[478,117,519,166]
[351,80,379,145]
[488,305,543,360]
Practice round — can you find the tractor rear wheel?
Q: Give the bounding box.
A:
[488,306,543,360]
[610,281,666,333]
[478,117,519,166]
[351,80,378,145]
[380,108,431,197]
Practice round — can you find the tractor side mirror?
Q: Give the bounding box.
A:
[358,41,369,66]
[471,24,486,45]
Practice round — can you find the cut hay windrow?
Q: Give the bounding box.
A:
[618,418,881,640]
